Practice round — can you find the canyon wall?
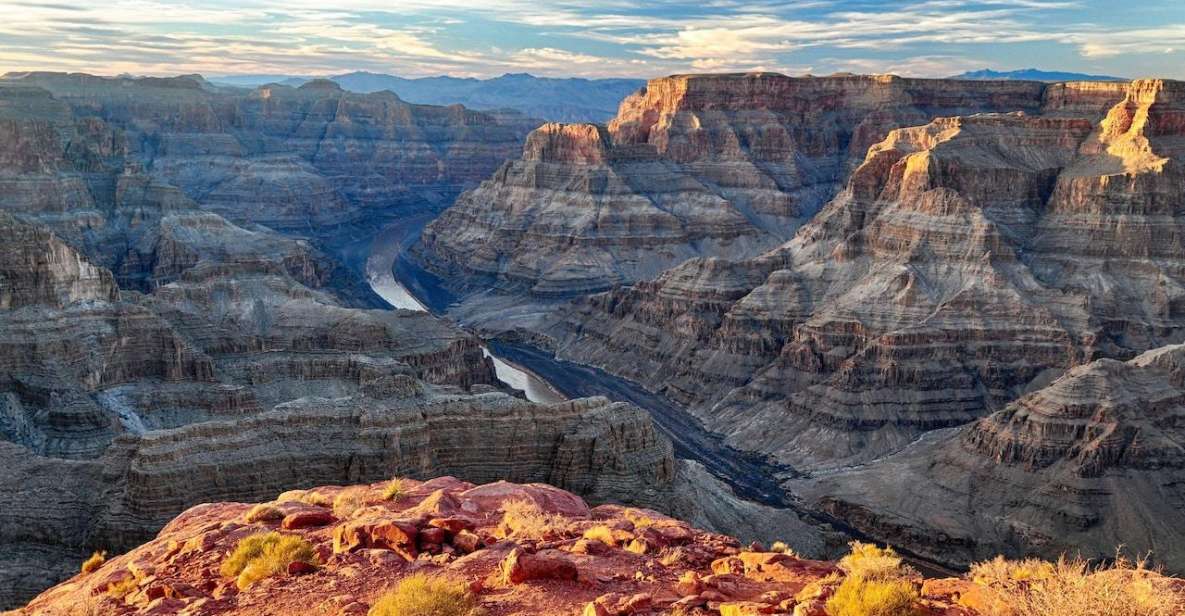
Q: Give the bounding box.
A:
[544,77,1185,566]
[0,72,537,233]
[0,75,684,609]
[415,74,1054,296]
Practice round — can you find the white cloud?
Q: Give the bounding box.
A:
[0,0,1182,79]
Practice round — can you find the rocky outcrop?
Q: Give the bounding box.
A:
[551,78,1185,474]
[0,392,675,608]
[797,343,1185,571]
[416,73,1057,296]
[0,212,117,309]
[15,476,1185,616]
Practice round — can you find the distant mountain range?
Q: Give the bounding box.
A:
[208,72,646,123]
[950,68,1126,82]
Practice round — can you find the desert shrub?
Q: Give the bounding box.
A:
[368,573,478,616]
[244,504,284,524]
[837,541,917,581]
[105,575,138,599]
[80,551,106,574]
[301,491,332,507]
[826,542,920,616]
[770,540,798,557]
[498,498,567,539]
[826,577,920,616]
[382,478,409,502]
[969,554,1183,616]
[277,489,332,507]
[221,532,317,589]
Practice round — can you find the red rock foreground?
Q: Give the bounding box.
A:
[11,478,1183,616]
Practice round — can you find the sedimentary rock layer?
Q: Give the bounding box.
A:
[0,394,675,608]
[0,72,537,231]
[797,343,1185,571]
[552,78,1185,473]
[416,73,1065,296]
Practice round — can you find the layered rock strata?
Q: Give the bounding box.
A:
[416,73,1063,296]
[0,393,675,608]
[553,78,1185,473]
[0,72,537,232]
[797,343,1185,571]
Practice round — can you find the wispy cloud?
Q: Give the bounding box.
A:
[0,0,1181,78]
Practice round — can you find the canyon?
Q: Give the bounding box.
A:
[0,72,655,608]
[415,73,1185,572]
[6,66,1185,612]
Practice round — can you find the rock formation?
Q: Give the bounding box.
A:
[797,342,1185,571]
[13,476,1185,616]
[551,78,1185,470]
[416,73,1053,296]
[524,76,1185,570]
[0,72,537,232]
[0,74,594,609]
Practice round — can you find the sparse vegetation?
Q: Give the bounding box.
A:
[333,487,369,518]
[221,532,318,589]
[497,498,567,539]
[382,478,409,502]
[770,540,797,557]
[277,489,332,507]
[826,542,920,616]
[80,550,106,574]
[826,577,920,616]
[969,554,1184,616]
[368,573,479,616]
[105,575,138,599]
[836,541,917,581]
[245,504,284,524]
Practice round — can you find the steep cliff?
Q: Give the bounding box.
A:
[797,342,1185,571]
[551,79,1185,469]
[0,76,554,607]
[416,74,1054,296]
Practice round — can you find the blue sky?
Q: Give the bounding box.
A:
[1,1,1183,79]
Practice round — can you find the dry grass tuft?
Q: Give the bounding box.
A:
[80,551,106,575]
[105,576,138,599]
[497,498,567,540]
[245,504,284,524]
[368,573,479,616]
[770,540,798,557]
[277,489,332,507]
[382,478,409,502]
[836,541,917,581]
[221,532,318,589]
[969,554,1184,616]
[826,542,920,616]
[826,577,920,616]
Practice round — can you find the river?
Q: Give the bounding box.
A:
[364,222,565,405]
[360,217,959,574]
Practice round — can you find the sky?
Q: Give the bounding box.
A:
[1,0,1184,80]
